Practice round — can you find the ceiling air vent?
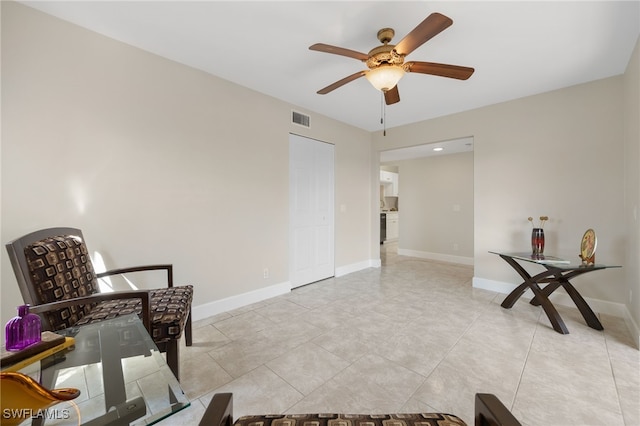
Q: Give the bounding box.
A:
[292,110,310,128]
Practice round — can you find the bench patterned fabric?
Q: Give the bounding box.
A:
[24,235,193,342]
[234,413,467,426]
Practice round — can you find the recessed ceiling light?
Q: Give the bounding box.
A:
[433,147,443,152]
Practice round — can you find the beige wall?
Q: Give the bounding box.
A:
[388,152,474,261]
[374,77,627,305]
[623,37,640,338]
[0,2,373,327]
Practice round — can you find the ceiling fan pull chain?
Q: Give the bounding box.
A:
[383,92,387,136]
[380,91,387,136]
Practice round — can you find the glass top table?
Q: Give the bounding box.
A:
[490,251,622,334]
[3,314,189,425]
[490,251,621,269]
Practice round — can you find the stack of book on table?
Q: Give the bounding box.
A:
[1,331,75,372]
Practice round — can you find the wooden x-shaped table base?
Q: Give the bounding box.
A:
[492,252,621,334]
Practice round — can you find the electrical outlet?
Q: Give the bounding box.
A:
[453,243,459,251]
[263,268,269,279]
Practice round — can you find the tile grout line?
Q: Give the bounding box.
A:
[601,314,627,424]
[402,304,483,413]
[510,318,539,412]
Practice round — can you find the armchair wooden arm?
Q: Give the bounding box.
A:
[96,264,174,287]
[29,291,151,333]
[199,393,233,426]
[475,393,521,426]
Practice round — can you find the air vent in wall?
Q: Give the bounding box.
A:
[292,111,310,127]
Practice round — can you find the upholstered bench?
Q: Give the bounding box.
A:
[199,393,521,426]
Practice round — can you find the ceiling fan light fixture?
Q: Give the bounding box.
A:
[365,65,405,92]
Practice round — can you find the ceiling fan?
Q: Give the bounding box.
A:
[309,12,474,105]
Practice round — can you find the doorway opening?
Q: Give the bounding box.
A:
[378,137,474,266]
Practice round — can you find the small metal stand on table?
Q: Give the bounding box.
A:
[490,251,621,334]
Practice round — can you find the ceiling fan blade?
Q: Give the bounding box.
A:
[384,86,400,105]
[317,70,367,94]
[394,13,453,56]
[309,43,369,61]
[405,61,474,80]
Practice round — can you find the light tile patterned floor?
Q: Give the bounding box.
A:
[162,246,639,426]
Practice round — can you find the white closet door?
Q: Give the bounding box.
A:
[289,134,335,288]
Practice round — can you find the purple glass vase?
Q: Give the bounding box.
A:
[5,304,41,351]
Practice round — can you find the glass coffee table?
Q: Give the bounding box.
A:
[2,314,189,425]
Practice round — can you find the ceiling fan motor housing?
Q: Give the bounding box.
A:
[366,44,404,69]
[366,28,406,70]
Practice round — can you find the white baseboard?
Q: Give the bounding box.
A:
[398,248,474,265]
[191,281,291,322]
[473,277,519,295]
[473,276,638,345]
[193,260,378,322]
[624,306,640,349]
[336,259,380,276]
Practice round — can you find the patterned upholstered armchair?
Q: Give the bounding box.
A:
[5,227,193,381]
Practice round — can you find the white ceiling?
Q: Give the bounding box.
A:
[20,1,640,133]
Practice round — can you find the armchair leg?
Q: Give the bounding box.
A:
[166,339,180,382]
[185,310,193,347]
